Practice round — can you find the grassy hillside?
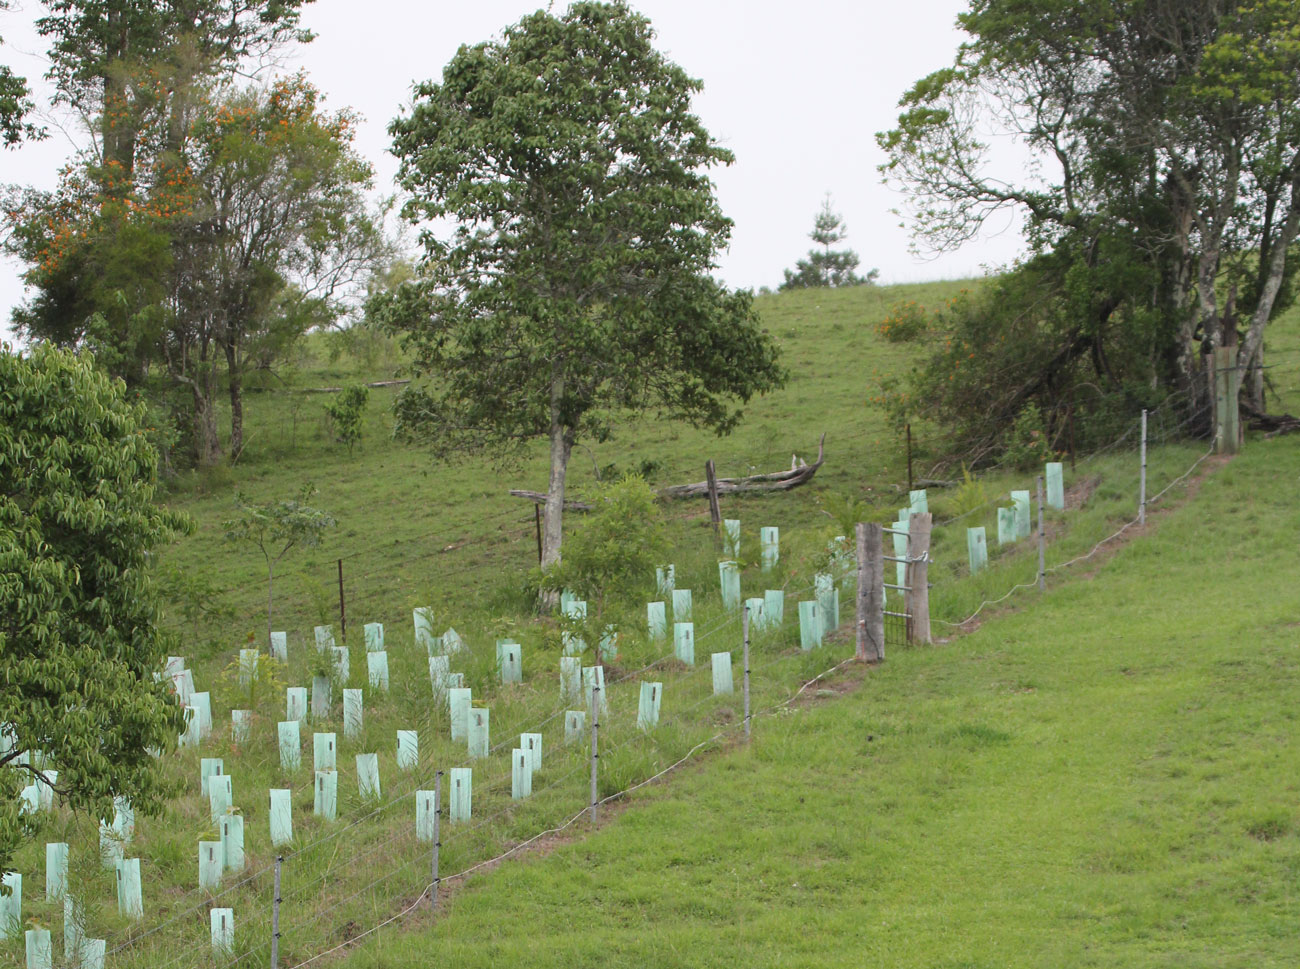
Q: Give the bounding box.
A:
[5,279,1298,969]
[342,436,1300,969]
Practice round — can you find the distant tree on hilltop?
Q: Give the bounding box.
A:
[780,195,879,290]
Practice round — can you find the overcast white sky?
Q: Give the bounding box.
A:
[0,0,1028,341]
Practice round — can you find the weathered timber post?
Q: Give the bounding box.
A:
[704,459,722,545]
[1138,409,1148,525]
[855,522,885,662]
[904,513,932,645]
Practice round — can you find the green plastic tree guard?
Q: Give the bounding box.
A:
[269,789,293,847]
[449,767,472,822]
[310,676,331,718]
[343,689,363,740]
[582,665,609,715]
[833,588,841,630]
[314,625,335,651]
[671,588,692,621]
[564,711,586,743]
[286,687,307,722]
[219,814,244,872]
[656,564,675,596]
[191,692,212,740]
[897,506,911,525]
[1012,490,1031,539]
[719,560,742,611]
[238,649,258,688]
[449,688,472,741]
[673,622,695,665]
[25,927,52,969]
[799,601,822,650]
[599,627,618,661]
[210,908,234,953]
[442,627,465,653]
[112,797,134,841]
[559,589,576,614]
[314,770,337,820]
[499,642,522,684]
[0,872,19,939]
[428,655,450,698]
[564,598,587,621]
[815,573,834,631]
[278,721,301,770]
[313,733,336,772]
[743,597,765,630]
[892,522,909,589]
[416,789,436,843]
[414,608,435,653]
[367,651,389,691]
[331,646,351,683]
[997,506,1015,545]
[760,526,779,572]
[80,939,106,969]
[637,682,662,731]
[560,656,582,699]
[172,668,195,705]
[63,893,82,962]
[364,622,384,652]
[511,748,533,799]
[208,775,232,824]
[723,518,741,558]
[99,824,123,870]
[909,489,929,515]
[764,589,785,628]
[445,672,465,690]
[270,631,287,662]
[397,729,418,770]
[467,709,490,759]
[521,732,543,770]
[231,709,251,744]
[967,526,988,573]
[647,601,667,640]
[1046,462,1064,510]
[357,753,381,798]
[116,858,142,919]
[45,842,67,899]
[711,653,734,695]
[200,758,224,797]
[561,631,586,657]
[199,840,222,890]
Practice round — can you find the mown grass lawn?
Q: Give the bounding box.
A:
[339,437,1300,969]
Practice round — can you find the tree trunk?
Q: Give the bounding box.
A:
[225,341,244,458]
[1240,180,1300,409]
[542,422,573,571]
[191,371,222,466]
[267,563,275,655]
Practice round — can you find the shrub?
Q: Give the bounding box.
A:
[875,300,928,343]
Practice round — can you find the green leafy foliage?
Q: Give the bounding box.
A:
[223,484,335,647]
[539,475,667,621]
[875,300,929,343]
[0,345,190,878]
[780,195,879,290]
[324,384,370,453]
[374,1,786,567]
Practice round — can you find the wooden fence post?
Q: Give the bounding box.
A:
[704,459,722,545]
[904,513,932,645]
[855,522,885,662]
[1212,346,1240,454]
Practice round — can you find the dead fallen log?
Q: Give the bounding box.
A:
[509,434,827,509]
[301,379,412,393]
[1242,401,1300,436]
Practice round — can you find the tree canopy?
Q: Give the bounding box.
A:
[780,195,878,290]
[0,345,189,877]
[877,0,1300,458]
[374,0,785,574]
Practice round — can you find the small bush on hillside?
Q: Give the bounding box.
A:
[1004,402,1056,471]
[324,384,369,453]
[875,300,928,343]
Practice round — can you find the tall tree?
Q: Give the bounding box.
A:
[0,1,37,147]
[0,345,189,878]
[374,1,785,574]
[8,76,383,464]
[878,0,1300,431]
[780,194,878,290]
